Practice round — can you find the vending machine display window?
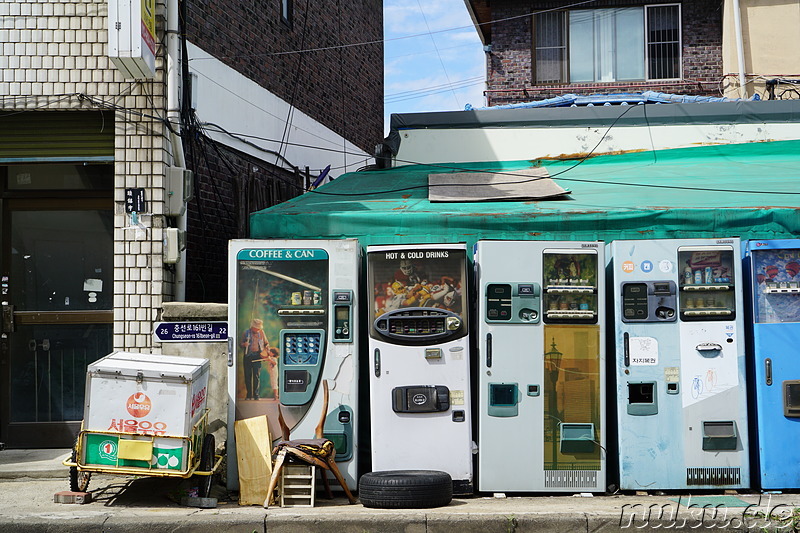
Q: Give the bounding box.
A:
[678,247,736,321]
[368,249,468,344]
[542,250,598,324]
[751,248,800,324]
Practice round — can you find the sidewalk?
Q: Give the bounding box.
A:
[1,449,799,532]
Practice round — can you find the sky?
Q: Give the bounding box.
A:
[383,0,487,135]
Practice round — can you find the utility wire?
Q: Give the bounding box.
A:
[187,0,600,61]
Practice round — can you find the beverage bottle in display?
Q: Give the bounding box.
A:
[684,266,693,285]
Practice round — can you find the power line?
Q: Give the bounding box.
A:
[186,0,601,61]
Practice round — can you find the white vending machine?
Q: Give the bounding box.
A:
[475,240,606,493]
[227,239,359,490]
[609,238,749,490]
[367,243,473,494]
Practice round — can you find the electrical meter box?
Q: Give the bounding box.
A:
[745,239,800,490]
[475,240,606,493]
[609,238,749,490]
[367,243,473,495]
[227,239,359,491]
[81,351,210,473]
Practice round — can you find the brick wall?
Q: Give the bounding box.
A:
[486,0,723,106]
[185,0,384,154]
[183,135,302,302]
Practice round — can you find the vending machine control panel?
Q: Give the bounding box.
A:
[374,308,462,343]
[484,282,541,323]
[332,290,353,343]
[621,281,677,323]
[280,329,325,406]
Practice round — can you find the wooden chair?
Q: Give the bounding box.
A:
[264,380,357,507]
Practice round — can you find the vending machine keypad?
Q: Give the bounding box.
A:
[283,333,322,365]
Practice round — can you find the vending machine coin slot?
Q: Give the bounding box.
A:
[784,381,800,417]
[627,382,658,415]
[765,358,772,386]
[332,290,353,343]
[622,283,648,320]
[701,421,738,451]
[391,385,450,413]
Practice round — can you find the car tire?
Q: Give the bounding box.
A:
[358,470,452,509]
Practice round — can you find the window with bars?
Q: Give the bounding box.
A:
[532,4,681,84]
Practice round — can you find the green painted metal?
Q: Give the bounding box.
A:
[250,141,800,247]
[0,111,114,162]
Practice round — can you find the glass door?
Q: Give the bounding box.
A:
[1,164,113,448]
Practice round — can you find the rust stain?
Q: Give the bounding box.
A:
[392,206,407,211]
[402,194,412,199]
[637,229,655,234]
[532,148,649,163]
[527,232,542,236]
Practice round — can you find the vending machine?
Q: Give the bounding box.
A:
[367,243,473,494]
[609,238,749,490]
[227,239,359,490]
[474,241,606,493]
[744,239,800,490]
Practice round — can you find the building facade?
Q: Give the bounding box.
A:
[466,0,725,106]
[0,0,382,448]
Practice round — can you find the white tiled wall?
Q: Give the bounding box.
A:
[1,0,175,351]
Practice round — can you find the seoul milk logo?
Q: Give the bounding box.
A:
[126,392,152,418]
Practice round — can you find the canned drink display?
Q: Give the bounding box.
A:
[313,290,321,305]
[704,267,714,284]
[694,270,703,284]
[291,292,302,305]
[303,290,312,305]
[684,266,693,285]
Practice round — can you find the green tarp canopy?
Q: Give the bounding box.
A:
[249,140,800,247]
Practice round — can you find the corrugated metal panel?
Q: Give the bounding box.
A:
[0,111,114,162]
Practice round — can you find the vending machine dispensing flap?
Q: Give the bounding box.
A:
[374,307,462,343]
[392,385,450,413]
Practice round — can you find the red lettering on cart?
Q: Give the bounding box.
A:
[190,387,207,417]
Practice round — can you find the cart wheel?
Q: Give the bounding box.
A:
[68,447,91,493]
[196,434,215,498]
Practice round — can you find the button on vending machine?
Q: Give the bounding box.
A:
[367,243,473,495]
[227,239,359,492]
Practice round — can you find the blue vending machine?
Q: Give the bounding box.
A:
[609,238,749,490]
[745,239,800,490]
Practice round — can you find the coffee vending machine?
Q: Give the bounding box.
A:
[475,240,606,493]
[609,238,749,490]
[744,239,800,490]
[227,239,359,490]
[367,243,473,494]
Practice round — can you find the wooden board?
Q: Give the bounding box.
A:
[234,415,272,505]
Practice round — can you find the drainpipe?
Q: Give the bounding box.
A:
[167,0,187,301]
[732,0,748,98]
